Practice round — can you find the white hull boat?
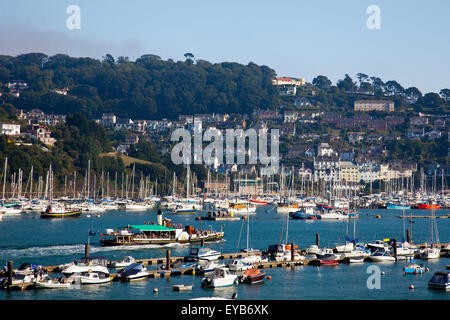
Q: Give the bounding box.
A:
[420,247,441,260]
[201,267,237,288]
[79,272,111,285]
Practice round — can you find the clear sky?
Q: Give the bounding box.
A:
[0,0,449,93]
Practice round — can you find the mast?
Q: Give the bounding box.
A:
[2,157,7,201]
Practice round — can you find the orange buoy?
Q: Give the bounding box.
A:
[409,285,414,290]
[267,276,272,280]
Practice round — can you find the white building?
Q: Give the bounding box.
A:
[317,143,335,157]
[0,123,21,136]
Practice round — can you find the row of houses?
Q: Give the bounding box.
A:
[17,109,66,126]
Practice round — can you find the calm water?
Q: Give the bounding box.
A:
[0,206,449,300]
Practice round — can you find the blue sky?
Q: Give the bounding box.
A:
[0,0,449,93]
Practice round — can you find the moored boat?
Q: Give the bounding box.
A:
[40,205,81,219]
[239,268,266,284]
[404,263,428,274]
[428,272,450,290]
[116,263,149,282]
[201,267,237,288]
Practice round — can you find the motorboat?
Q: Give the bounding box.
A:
[428,272,450,290]
[201,267,237,288]
[275,250,305,262]
[316,253,340,265]
[228,259,254,271]
[79,271,111,285]
[347,256,365,263]
[369,249,396,262]
[419,247,441,260]
[117,263,149,282]
[159,261,196,275]
[35,277,71,289]
[186,247,221,262]
[404,263,428,274]
[195,260,226,275]
[306,244,320,255]
[239,268,266,284]
[290,208,317,220]
[61,256,109,276]
[109,256,135,269]
[367,240,390,252]
[316,210,348,220]
[386,203,411,210]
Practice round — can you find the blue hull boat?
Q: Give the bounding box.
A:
[386,203,411,210]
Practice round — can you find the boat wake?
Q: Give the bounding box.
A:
[0,242,190,260]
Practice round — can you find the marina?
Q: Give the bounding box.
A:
[0,205,449,299]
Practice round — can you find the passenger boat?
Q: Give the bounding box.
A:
[404,263,427,274]
[201,267,237,288]
[186,247,221,261]
[116,263,149,282]
[428,271,450,290]
[239,268,266,284]
[100,213,224,246]
[79,271,111,285]
[40,205,81,219]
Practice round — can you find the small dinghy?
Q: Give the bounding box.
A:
[172,284,193,291]
[35,276,71,289]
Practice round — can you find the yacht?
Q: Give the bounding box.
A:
[369,249,396,262]
[117,263,149,282]
[186,247,221,261]
[61,256,109,276]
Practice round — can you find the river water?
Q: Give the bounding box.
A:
[0,207,449,300]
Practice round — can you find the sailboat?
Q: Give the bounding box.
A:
[419,208,441,260]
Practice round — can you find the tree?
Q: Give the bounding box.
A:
[419,92,443,109]
[312,75,332,89]
[385,80,404,96]
[184,53,195,65]
[356,73,369,86]
[102,54,115,65]
[336,74,357,91]
[405,87,422,100]
[439,88,450,102]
